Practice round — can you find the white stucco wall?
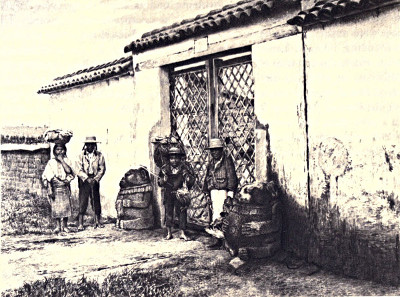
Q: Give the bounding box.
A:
[305,6,400,230]
[252,33,308,207]
[131,66,170,225]
[48,76,136,217]
[47,66,169,224]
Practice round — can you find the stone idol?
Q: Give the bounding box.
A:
[115,167,154,230]
[222,181,282,259]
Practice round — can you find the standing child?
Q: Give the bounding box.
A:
[42,143,75,234]
[158,147,195,240]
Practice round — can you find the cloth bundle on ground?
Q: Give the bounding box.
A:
[44,129,73,144]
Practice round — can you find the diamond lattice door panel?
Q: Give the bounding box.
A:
[217,59,256,189]
[170,68,211,224]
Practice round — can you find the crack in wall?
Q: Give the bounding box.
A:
[301,30,311,220]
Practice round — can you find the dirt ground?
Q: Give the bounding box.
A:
[1,224,400,296]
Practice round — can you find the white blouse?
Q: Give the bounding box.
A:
[42,157,75,182]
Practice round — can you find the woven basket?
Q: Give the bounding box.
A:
[44,129,73,144]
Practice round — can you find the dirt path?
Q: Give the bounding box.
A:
[1,224,218,292]
[2,224,400,296]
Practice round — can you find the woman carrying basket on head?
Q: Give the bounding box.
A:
[42,139,75,234]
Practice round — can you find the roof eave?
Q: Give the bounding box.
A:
[287,0,400,27]
[124,0,276,54]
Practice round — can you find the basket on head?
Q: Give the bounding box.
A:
[44,129,73,144]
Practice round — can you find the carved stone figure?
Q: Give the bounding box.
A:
[115,167,154,230]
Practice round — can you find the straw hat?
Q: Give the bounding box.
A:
[207,138,224,149]
[168,147,184,155]
[84,136,100,143]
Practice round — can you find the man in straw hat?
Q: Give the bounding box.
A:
[203,138,238,248]
[76,136,106,230]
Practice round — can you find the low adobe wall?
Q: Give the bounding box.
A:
[1,144,50,196]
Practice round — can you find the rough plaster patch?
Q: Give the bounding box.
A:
[337,190,400,231]
[310,137,400,231]
[318,137,350,178]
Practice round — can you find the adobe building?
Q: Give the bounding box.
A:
[39,0,400,284]
[38,57,135,216]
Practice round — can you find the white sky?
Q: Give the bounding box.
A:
[0,0,235,128]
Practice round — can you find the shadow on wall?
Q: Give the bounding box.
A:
[307,193,400,285]
[265,130,400,285]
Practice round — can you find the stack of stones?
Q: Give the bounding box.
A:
[223,181,282,259]
[115,167,154,230]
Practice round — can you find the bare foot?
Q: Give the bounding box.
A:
[77,225,84,231]
[180,231,189,241]
[164,233,173,240]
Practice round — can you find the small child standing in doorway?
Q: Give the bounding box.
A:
[158,147,195,240]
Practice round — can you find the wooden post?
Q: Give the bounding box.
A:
[255,125,268,181]
[206,59,218,140]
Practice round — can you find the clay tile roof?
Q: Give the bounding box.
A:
[38,56,133,95]
[287,0,399,26]
[124,0,274,53]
